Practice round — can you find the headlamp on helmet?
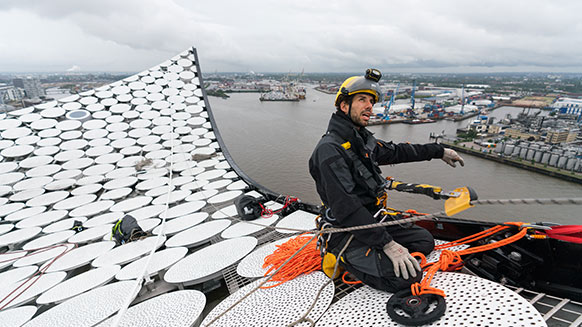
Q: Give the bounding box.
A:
[335,68,383,107]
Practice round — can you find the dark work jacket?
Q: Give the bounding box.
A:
[309,111,444,249]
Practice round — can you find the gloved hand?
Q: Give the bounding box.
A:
[382,240,421,280]
[441,148,465,168]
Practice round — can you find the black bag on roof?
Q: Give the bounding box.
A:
[234,195,263,221]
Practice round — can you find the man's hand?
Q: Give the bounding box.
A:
[442,148,464,168]
[382,240,421,280]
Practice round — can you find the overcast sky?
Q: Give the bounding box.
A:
[1,0,581,73]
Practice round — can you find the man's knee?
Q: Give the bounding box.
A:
[414,228,435,255]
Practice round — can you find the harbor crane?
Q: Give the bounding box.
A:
[382,82,400,120]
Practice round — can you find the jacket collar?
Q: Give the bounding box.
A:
[327,111,374,154]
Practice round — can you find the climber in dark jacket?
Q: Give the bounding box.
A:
[309,69,464,292]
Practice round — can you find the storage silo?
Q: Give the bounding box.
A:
[549,153,560,167]
[504,144,515,156]
[541,151,551,165]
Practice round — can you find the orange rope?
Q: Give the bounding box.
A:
[410,222,527,298]
[260,234,321,289]
[341,271,362,285]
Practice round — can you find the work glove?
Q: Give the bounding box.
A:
[382,240,421,280]
[441,148,465,168]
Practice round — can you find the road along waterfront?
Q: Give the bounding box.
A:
[209,88,582,225]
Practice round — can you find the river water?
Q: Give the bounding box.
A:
[209,88,582,224]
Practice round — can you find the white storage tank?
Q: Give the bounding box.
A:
[557,156,568,169]
[566,157,577,170]
[526,148,536,161]
[541,152,551,165]
[495,142,505,153]
[519,147,528,159]
[549,153,560,167]
[534,150,543,163]
[504,144,515,156]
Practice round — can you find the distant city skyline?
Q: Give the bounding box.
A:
[1,1,582,73]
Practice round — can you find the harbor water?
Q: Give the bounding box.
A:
[209,88,582,225]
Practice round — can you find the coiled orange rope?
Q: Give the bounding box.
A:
[410,222,528,298]
[261,234,321,289]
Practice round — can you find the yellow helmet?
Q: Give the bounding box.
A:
[334,68,383,107]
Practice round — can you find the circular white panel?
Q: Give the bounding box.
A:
[86,145,113,157]
[236,236,297,278]
[68,224,113,244]
[0,265,38,286]
[19,155,53,169]
[127,204,166,221]
[53,194,96,210]
[25,165,61,178]
[195,169,226,181]
[84,212,121,228]
[0,162,18,174]
[34,146,59,156]
[16,210,68,229]
[316,272,546,327]
[103,176,138,190]
[159,201,206,219]
[53,169,82,180]
[0,252,27,270]
[0,223,14,235]
[165,236,257,285]
[12,245,73,268]
[37,265,121,305]
[227,180,249,191]
[62,102,82,111]
[70,183,102,196]
[60,130,83,141]
[9,189,45,202]
[152,190,192,204]
[22,281,135,327]
[5,206,47,222]
[1,127,31,140]
[275,210,317,234]
[0,305,37,327]
[221,215,279,239]
[0,203,26,217]
[105,167,136,180]
[203,179,232,190]
[110,196,153,212]
[40,107,66,118]
[211,204,237,219]
[101,187,132,200]
[208,190,242,205]
[44,241,116,272]
[1,145,34,158]
[0,271,66,310]
[44,178,76,191]
[184,188,217,201]
[207,273,333,327]
[153,212,208,235]
[26,191,70,207]
[0,118,22,130]
[115,247,187,280]
[165,219,231,248]
[92,236,165,267]
[62,157,94,170]
[22,230,75,250]
[54,149,84,162]
[95,290,206,327]
[56,120,82,131]
[69,200,114,217]
[83,163,115,176]
[0,227,41,248]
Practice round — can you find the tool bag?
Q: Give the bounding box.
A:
[111,215,148,245]
[234,195,263,221]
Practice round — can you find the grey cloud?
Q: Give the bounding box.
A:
[1,0,582,72]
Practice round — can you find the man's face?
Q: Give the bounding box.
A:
[340,93,375,127]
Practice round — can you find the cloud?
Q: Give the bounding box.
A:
[0,0,582,72]
[66,65,81,72]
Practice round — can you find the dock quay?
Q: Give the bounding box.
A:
[442,141,582,184]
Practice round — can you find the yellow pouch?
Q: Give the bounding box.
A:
[322,252,344,279]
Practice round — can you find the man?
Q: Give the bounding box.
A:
[309,69,464,292]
